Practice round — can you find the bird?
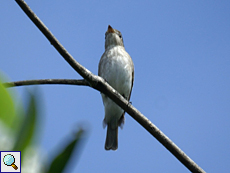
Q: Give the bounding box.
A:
[98,25,134,150]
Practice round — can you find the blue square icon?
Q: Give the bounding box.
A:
[0,151,21,173]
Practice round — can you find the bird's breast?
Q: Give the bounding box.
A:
[99,46,133,96]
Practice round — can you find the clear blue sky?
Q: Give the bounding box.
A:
[1,1,230,172]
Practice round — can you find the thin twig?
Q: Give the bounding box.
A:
[15,0,94,84]
[4,79,89,87]
[14,0,205,172]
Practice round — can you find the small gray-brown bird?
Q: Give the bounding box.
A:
[98,25,134,150]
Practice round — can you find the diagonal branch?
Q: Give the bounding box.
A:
[4,79,89,87]
[14,0,205,172]
[15,0,94,84]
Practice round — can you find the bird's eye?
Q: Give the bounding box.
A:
[118,34,122,39]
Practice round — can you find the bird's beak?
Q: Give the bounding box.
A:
[107,25,115,33]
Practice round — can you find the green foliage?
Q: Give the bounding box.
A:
[0,81,16,130]
[47,129,84,173]
[0,77,86,172]
[13,91,38,159]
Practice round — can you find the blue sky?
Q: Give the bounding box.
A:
[1,0,230,172]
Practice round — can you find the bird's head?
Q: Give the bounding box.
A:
[105,25,124,49]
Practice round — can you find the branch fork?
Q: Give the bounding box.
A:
[5,1,206,172]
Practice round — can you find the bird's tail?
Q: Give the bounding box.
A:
[105,124,118,150]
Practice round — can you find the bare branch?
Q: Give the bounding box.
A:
[4,79,89,88]
[14,0,205,172]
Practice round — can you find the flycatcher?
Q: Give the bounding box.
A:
[98,25,134,150]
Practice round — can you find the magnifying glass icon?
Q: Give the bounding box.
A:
[3,154,18,170]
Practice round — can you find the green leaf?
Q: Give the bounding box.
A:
[0,81,16,129]
[13,91,38,158]
[47,129,85,173]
